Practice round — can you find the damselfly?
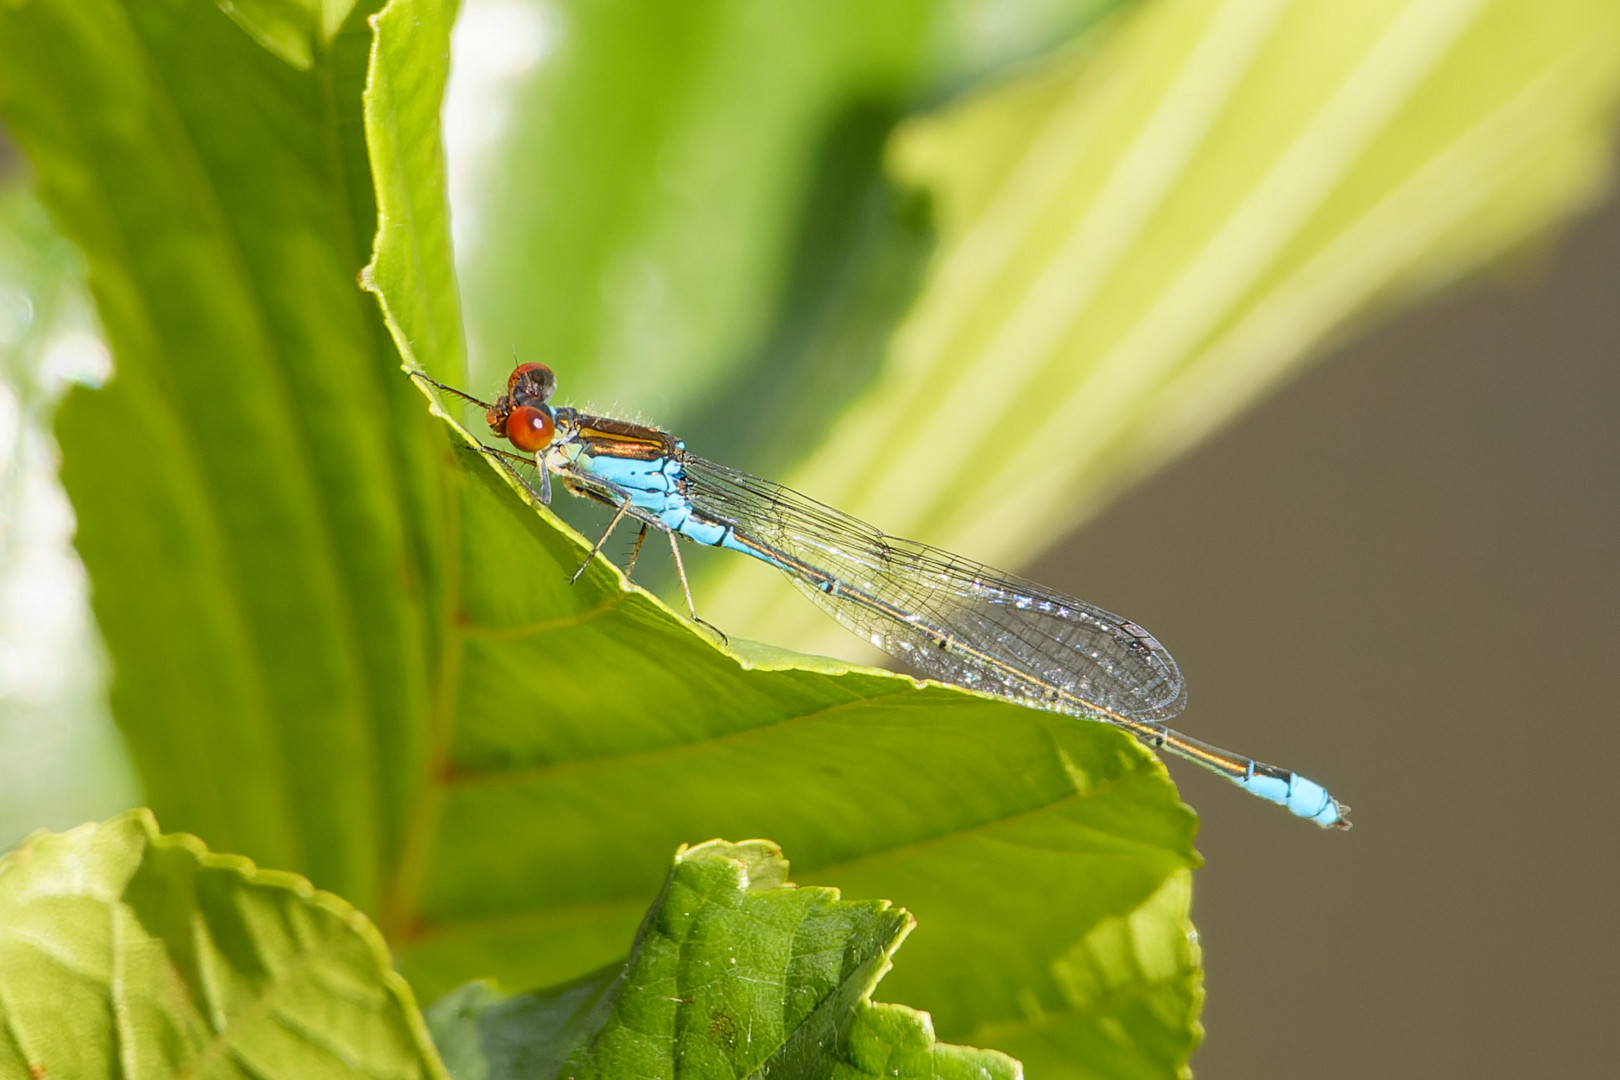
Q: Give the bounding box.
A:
[417,363,1349,829]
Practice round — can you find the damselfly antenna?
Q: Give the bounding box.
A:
[409,369,493,410]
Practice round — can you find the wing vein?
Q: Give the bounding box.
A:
[680,455,1187,722]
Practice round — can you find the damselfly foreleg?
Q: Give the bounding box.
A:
[478,444,553,504]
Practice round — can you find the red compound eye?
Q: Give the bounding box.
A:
[505,404,556,452]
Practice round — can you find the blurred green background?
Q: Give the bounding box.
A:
[2,0,1618,1076]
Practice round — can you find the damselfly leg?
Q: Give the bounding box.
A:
[480,444,552,504]
[572,496,636,584]
[625,524,650,577]
[663,528,727,644]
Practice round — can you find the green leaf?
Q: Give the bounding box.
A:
[213,0,362,69]
[699,0,1620,655]
[2,0,1203,1074]
[424,840,1020,1080]
[0,0,451,914]
[427,974,618,1080]
[383,439,1202,1065]
[974,871,1201,1080]
[362,0,465,382]
[364,12,1200,1069]
[456,0,940,443]
[0,809,445,1079]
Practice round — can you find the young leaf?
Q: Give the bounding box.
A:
[0,810,445,1080]
[424,840,1021,1080]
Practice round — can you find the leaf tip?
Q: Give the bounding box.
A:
[676,838,790,892]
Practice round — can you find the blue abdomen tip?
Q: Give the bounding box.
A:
[1285,775,1342,827]
[1237,771,1345,828]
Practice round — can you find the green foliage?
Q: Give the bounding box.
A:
[455,0,1129,427]
[696,0,1620,654]
[981,871,1201,1080]
[372,444,1202,1072]
[0,0,447,913]
[0,819,1026,1080]
[3,0,1618,1077]
[213,0,363,69]
[426,840,1021,1080]
[0,810,444,1079]
[0,0,1202,1075]
[0,183,138,848]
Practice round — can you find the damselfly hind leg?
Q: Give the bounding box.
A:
[624,523,650,577]
[666,531,727,644]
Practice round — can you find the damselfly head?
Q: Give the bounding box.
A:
[506,362,556,406]
[485,363,560,452]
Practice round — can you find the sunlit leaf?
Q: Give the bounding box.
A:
[701,0,1620,657]
[975,871,1202,1080]
[0,810,444,1079]
[212,0,362,69]
[453,0,1133,431]
[367,9,1201,1069]
[0,0,449,913]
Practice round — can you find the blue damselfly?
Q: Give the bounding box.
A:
[418,363,1348,828]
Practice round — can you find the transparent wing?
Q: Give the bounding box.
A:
[682,455,1187,723]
